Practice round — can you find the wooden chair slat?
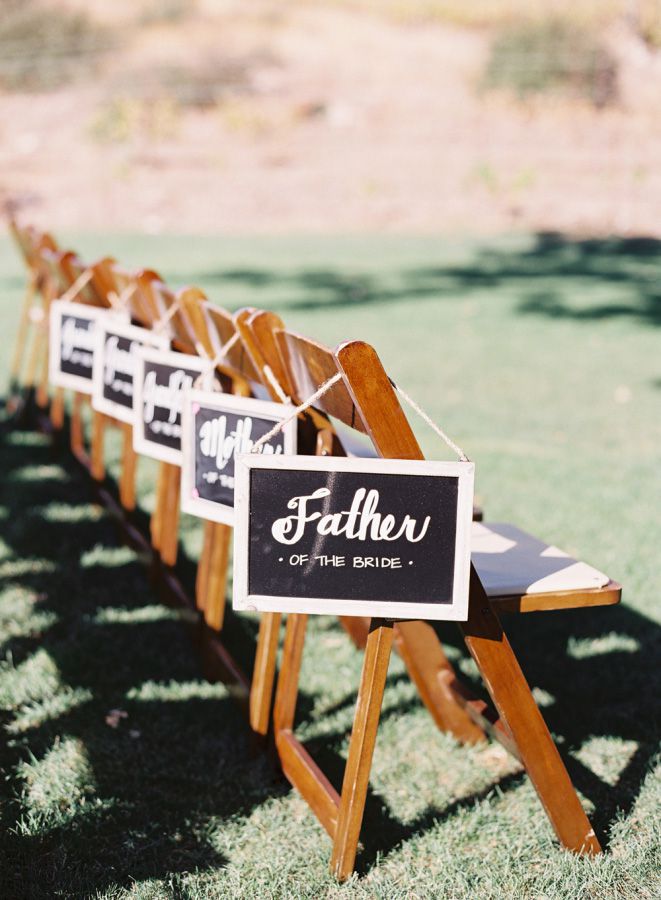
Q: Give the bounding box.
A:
[276,330,368,434]
[278,731,340,838]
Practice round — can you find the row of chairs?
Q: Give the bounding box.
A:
[7,220,621,880]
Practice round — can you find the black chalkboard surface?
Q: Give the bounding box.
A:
[233,455,474,621]
[133,347,208,465]
[48,300,119,394]
[92,322,168,424]
[181,390,297,525]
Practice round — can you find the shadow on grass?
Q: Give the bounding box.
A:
[432,603,661,847]
[179,232,661,326]
[0,404,659,888]
[285,594,661,873]
[0,419,285,897]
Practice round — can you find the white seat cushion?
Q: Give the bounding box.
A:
[471,522,610,598]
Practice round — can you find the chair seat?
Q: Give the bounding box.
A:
[471,523,616,609]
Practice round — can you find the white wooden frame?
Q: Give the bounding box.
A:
[48,301,126,394]
[181,390,298,526]
[92,321,169,424]
[233,455,475,622]
[133,346,208,466]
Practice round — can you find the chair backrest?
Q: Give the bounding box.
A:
[333,340,424,460]
[178,289,265,398]
[273,329,417,468]
[41,249,73,299]
[9,221,58,273]
[130,269,166,328]
[31,244,101,308]
[275,329,372,437]
[274,330,426,461]
[235,309,295,401]
[204,302,261,386]
[90,263,164,328]
[58,253,104,306]
[85,256,129,310]
[16,228,59,301]
[131,278,197,353]
[236,310,339,455]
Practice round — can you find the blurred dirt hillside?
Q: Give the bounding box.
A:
[2,0,661,234]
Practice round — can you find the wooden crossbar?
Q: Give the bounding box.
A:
[277,732,341,838]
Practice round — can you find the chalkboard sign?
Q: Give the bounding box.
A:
[133,346,208,465]
[233,455,474,621]
[181,390,297,526]
[92,321,169,424]
[49,301,125,394]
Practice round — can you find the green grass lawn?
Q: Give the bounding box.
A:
[0,232,659,899]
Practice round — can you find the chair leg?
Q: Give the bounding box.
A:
[460,568,601,855]
[36,330,51,410]
[204,523,230,631]
[24,317,44,391]
[150,462,168,553]
[50,387,65,431]
[339,616,370,649]
[118,423,137,511]
[9,275,35,391]
[70,393,86,461]
[250,611,282,735]
[331,619,394,881]
[196,520,214,613]
[273,614,308,735]
[159,463,181,568]
[336,617,486,742]
[394,620,485,744]
[90,411,106,482]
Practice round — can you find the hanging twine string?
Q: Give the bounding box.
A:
[57,268,93,305]
[192,331,241,390]
[262,364,291,404]
[154,297,181,335]
[250,372,342,452]
[390,380,469,462]
[107,283,136,313]
[250,370,469,461]
[32,269,95,331]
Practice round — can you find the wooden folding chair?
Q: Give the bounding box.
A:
[68,253,123,480]
[245,322,492,743]
[177,290,264,630]
[79,260,165,512]
[52,251,158,484]
[192,298,366,713]
[13,241,96,450]
[234,307,482,733]
[41,250,119,470]
[7,234,102,456]
[136,299,338,734]
[111,285,259,700]
[7,221,40,371]
[266,334,621,879]
[232,308,479,737]
[7,223,59,412]
[129,278,200,573]
[233,308,383,736]
[132,280,250,587]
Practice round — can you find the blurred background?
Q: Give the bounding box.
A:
[2,0,661,235]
